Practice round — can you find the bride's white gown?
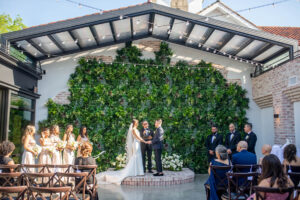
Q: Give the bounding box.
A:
[97,127,144,185]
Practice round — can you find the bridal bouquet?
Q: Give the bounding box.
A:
[44,146,55,155]
[162,153,183,171]
[69,141,79,149]
[56,141,67,150]
[32,144,42,158]
[111,153,127,170]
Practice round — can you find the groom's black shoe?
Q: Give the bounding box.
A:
[148,170,154,173]
[153,173,160,176]
[158,173,164,176]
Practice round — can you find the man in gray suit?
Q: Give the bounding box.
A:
[147,119,164,176]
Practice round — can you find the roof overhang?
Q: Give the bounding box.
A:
[1,2,298,74]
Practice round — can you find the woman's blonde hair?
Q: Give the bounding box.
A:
[80,142,93,157]
[22,125,35,143]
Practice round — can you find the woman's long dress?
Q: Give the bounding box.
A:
[77,136,89,157]
[39,138,53,165]
[21,136,36,172]
[50,134,63,170]
[97,128,144,185]
[63,134,76,165]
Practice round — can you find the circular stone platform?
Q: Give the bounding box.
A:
[122,168,195,186]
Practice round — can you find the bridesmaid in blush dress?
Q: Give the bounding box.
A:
[76,126,89,157]
[63,125,77,166]
[39,128,53,166]
[50,125,63,171]
[22,125,38,172]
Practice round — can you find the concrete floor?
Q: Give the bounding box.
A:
[98,174,208,200]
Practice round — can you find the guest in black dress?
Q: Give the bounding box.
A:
[205,145,231,200]
[75,141,97,186]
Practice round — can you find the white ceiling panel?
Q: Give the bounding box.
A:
[51,32,79,51]
[132,14,150,37]
[71,27,97,48]
[186,25,210,45]
[169,19,192,42]
[204,30,229,49]
[220,35,250,54]
[16,40,44,57]
[152,14,172,38]
[254,45,284,61]
[237,40,267,58]
[113,18,131,41]
[93,23,114,44]
[32,36,62,54]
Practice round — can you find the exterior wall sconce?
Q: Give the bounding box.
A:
[274,114,279,119]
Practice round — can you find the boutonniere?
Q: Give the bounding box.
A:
[212,136,216,142]
[245,135,249,140]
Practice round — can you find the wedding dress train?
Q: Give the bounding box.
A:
[97,125,144,185]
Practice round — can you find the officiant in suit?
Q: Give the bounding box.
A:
[140,120,154,173]
[205,125,223,162]
[225,123,241,159]
[148,119,164,176]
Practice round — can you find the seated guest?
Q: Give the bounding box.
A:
[247,154,294,200]
[283,144,300,185]
[0,141,16,172]
[75,142,97,187]
[259,144,272,165]
[232,141,257,167]
[205,145,231,200]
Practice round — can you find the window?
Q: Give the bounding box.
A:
[9,93,35,163]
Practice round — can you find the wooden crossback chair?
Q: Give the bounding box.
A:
[253,186,294,200]
[71,165,98,199]
[205,165,233,200]
[23,172,55,187]
[46,164,72,173]
[288,172,300,200]
[0,172,26,200]
[54,172,89,200]
[0,164,22,172]
[224,172,258,200]
[28,186,71,200]
[233,164,259,173]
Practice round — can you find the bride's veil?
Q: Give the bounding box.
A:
[125,123,134,164]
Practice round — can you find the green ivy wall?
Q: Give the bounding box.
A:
[39,42,249,173]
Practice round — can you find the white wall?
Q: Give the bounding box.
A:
[36,38,261,141]
[255,107,275,159]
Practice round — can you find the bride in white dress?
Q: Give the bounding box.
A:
[97,119,147,185]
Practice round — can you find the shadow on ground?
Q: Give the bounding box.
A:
[98,174,208,200]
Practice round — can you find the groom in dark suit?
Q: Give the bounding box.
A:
[147,119,164,176]
[244,123,257,154]
[140,120,154,173]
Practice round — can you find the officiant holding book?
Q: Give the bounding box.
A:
[140,120,154,173]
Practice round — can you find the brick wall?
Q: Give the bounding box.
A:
[252,57,300,144]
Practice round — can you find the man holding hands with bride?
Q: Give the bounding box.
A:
[147,119,164,176]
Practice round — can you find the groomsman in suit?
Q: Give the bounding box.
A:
[148,119,164,176]
[140,120,154,173]
[225,123,241,159]
[205,125,223,162]
[244,123,257,154]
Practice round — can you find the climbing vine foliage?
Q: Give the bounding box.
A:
[39,42,249,173]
